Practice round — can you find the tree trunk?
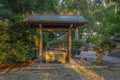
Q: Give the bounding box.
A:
[96,51,103,64]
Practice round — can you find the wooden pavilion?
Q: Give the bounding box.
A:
[23,14,87,63]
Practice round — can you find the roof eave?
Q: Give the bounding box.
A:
[23,19,88,24]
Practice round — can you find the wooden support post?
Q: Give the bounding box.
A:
[67,24,73,62]
[39,24,43,63]
[75,27,79,39]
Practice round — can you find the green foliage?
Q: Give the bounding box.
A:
[91,35,115,51]
[43,32,53,50]
[72,39,83,55]
[33,35,39,49]
[9,44,34,63]
[0,0,35,13]
[105,14,120,35]
[0,28,10,64]
[72,39,83,50]
[52,39,63,48]
[0,24,35,65]
[0,11,35,65]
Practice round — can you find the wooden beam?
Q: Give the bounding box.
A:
[67,24,73,62]
[75,27,79,39]
[43,28,68,32]
[39,24,43,63]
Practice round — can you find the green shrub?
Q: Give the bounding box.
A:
[72,39,83,56]
[0,23,35,65]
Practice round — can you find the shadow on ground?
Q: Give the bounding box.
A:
[0,59,120,80]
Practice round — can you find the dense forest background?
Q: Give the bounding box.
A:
[0,0,120,64]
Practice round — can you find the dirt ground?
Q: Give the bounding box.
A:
[91,68,120,80]
[0,58,120,80]
[0,67,120,80]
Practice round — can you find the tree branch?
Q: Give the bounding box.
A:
[0,26,8,31]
